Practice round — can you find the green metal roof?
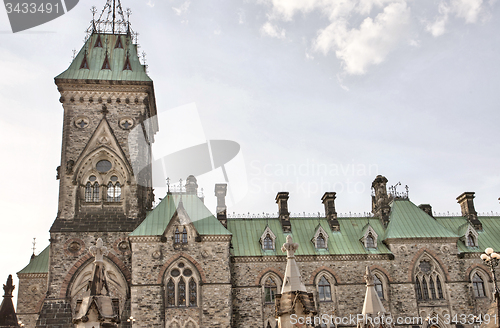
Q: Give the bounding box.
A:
[436,216,500,253]
[384,199,458,240]
[130,194,231,236]
[227,217,391,257]
[17,246,49,275]
[55,33,151,82]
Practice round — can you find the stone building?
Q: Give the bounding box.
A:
[10,1,500,328]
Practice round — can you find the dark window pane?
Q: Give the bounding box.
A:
[85,182,92,202]
[182,227,188,244]
[189,278,197,307]
[436,276,444,299]
[318,276,332,302]
[366,235,375,248]
[183,269,192,277]
[167,279,175,307]
[429,278,436,299]
[317,235,326,249]
[96,160,112,173]
[374,275,384,300]
[472,274,485,298]
[93,183,99,202]
[422,277,429,299]
[174,228,180,244]
[265,277,277,303]
[178,278,186,306]
[416,278,422,300]
[263,235,273,250]
[171,269,180,277]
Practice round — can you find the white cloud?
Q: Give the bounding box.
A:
[256,0,496,75]
[238,9,245,24]
[427,0,486,37]
[172,1,190,16]
[147,0,155,8]
[315,2,410,75]
[261,22,286,39]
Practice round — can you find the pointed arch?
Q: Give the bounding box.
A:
[260,226,276,250]
[80,52,89,69]
[409,248,450,282]
[314,271,336,303]
[412,250,447,301]
[166,318,181,328]
[313,225,329,249]
[183,318,199,328]
[158,253,207,284]
[102,53,111,70]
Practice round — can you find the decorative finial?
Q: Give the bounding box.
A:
[281,235,299,258]
[3,275,14,297]
[166,177,170,192]
[72,49,77,60]
[31,238,36,259]
[179,178,183,191]
[89,238,109,263]
[364,266,375,286]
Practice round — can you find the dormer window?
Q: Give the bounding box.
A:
[174,227,188,244]
[263,235,273,250]
[361,225,378,249]
[313,226,329,250]
[366,234,375,248]
[316,234,326,249]
[260,226,276,251]
[464,224,479,248]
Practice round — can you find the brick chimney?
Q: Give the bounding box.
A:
[276,192,291,232]
[186,175,198,195]
[215,184,227,228]
[457,192,482,230]
[418,204,434,218]
[371,175,391,227]
[322,192,340,231]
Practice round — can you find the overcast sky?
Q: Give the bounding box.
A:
[1,0,500,306]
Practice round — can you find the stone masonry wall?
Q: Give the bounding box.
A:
[16,274,47,328]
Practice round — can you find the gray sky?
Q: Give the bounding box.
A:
[1,0,499,306]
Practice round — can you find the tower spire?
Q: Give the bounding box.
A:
[87,0,132,35]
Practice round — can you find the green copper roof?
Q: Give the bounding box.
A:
[55,33,151,82]
[384,199,458,240]
[17,246,49,275]
[437,216,500,253]
[130,194,231,236]
[227,217,391,257]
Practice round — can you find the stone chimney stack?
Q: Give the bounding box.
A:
[322,192,340,231]
[371,175,391,227]
[276,192,291,232]
[418,204,434,218]
[457,192,482,230]
[215,184,228,228]
[186,175,198,195]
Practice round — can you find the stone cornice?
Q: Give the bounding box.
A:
[17,273,48,279]
[384,237,459,244]
[55,79,153,89]
[200,235,232,242]
[231,253,393,263]
[128,236,161,243]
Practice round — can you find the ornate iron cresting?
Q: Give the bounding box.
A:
[388,182,409,200]
[481,248,500,328]
[86,0,135,36]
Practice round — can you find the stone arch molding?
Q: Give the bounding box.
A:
[67,257,129,315]
[72,118,132,186]
[74,147,131,186]
[412,251,447,282]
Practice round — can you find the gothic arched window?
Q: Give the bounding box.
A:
[374,275,384,300]
[85,176,100,202]
[182,227,188,244]
[165,261,199,308]
[174,227,180,244]
[264,277,277,303]
[467,233,476,247]
[189,278,197,307]
[415,278,422,299]
[167,279,175,307]
[318,276,332,302]
[472,273,486,298]
[107,180,121,202]
[263,234,273,250]
[316,234,326,249]
[429,278,436,299]
[415,258,445,301]
[178,278,186,306]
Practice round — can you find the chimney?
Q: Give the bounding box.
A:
[418,204,434,218]
[276,192,291,232]
[371,175,391,227]
[215,184,227,228]
[322,192,340,231]
[186,175,198,195]
[457,192,482,230]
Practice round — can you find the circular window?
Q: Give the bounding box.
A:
[110,176,118,182]
[96,160,112,173]
[89,176,97,182]
[183,269,192,277]
[171,269,180,277]
[178,262,185,268]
